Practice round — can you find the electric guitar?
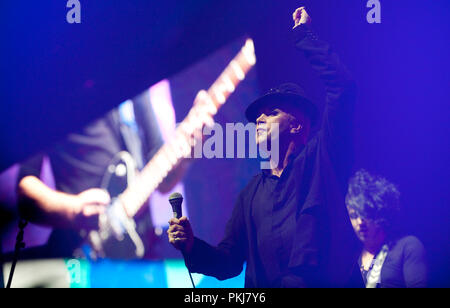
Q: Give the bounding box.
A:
[82,38,256,259]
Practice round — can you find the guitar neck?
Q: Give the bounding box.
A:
[120,39,256,218]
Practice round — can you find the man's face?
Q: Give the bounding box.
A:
[347,207,382,244]
[255,107,295,146]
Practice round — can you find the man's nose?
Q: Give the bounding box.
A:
[256,113,267,124]
[358,217,368,228]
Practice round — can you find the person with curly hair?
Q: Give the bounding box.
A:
[346,169,428,288]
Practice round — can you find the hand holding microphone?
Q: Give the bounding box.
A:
[167,192,194,254]
[167,192,196,288]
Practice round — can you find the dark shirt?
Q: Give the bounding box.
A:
[250,172,282,286]
[18,93,164,195]
[17,114,122,197]
[359,236,428,288]
[185,25,360,287]
[46,114,122,195]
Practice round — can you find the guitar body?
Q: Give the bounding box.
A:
[86,151,145,260]
[41,152,145,260]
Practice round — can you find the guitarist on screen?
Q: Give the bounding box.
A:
[16,92,190,259]
[16,38,255,260]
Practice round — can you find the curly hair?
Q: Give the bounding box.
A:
[345,169,401,233]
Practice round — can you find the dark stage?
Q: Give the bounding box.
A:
[0,0,448,289]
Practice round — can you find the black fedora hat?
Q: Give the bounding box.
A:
[245,83,319,127]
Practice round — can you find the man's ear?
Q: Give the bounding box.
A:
[290,123,303,135]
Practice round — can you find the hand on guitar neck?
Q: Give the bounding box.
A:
[18,176,109,231]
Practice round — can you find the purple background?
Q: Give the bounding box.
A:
[1,1,449,287]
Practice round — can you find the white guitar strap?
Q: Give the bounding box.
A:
[118,99,144,169]
[365,244,389,288]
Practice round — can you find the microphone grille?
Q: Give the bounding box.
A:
[169,192,183,201]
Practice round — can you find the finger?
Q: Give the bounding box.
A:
[167,225,177,234]
[82,205,106,216]
[81,188,111,205]
[171,224,185,231]
[172,231,186,238]
[168,227,188,237]
[171,237,188,244]
[179,217,191,228]
[89,188,111,204]
[294,7,304,19]
[168,218,180,225]
[179,216,189,224]
[168,224,185,234]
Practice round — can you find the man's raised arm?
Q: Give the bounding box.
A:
[293,7,356,144]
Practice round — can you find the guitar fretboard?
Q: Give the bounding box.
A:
[120,39,256,218]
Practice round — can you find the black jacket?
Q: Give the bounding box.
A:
[185,24,360,287]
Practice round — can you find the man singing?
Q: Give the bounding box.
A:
[167,7,360,287]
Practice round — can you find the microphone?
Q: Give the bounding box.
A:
[168,192,183,219]
[167,192,195,288]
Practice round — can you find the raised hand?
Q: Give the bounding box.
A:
[293,7,312,29]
